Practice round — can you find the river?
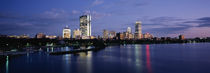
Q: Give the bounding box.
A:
[1,43,210,73]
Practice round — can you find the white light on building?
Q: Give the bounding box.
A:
[73,29,81,39]
[63,26,71,39]
[135,21,142,39]
[80,15,91,37]
[127,27,132,33]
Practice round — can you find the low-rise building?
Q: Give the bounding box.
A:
[35,33,46,39]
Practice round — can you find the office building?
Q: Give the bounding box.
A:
[124,32,133,39]
[46,35,57,39]
[36,33,46,39]
[80,15,91,37]
[134,21,142,39]
[109,31,116,39]
[179,35,185,40]
[19,34,30,39]
[103,29,109,39]
[116,32,125,40]
[143,33,153,39]
[73,29,81,39]
[127,27,132,33]
[63,26,71,39]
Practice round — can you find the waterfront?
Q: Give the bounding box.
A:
[1,43,210,73]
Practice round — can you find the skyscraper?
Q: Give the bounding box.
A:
[80,15,91,37]
[103,29,109,39]
[109,31,116,39]
[124,32,134,39]
[116,32,125,40]
[73,29,81,39]
[135,21,142,39]
[143,33,153,39]
[127,27,132,33]
[179,35,185,40]
[63,26,71,39]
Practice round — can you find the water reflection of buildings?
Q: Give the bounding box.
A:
[86,51,92,73]
[6,56,9,73]
[62,51,93,73]
[77,52,93,73]
[63,54,71,73]
[46,47,54,53]
[134,45,143,73]
[146,44,152,73]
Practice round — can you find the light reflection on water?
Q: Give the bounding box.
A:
[135,44,142,73]
[2,45,156,73]
[45,46,72,52]
[47,48,49,52]
[6,56,9,73]
[3,43,210,73]
[63,54,71,73]
[62,51,93,73]
[51,47,54,52]
[86,51,92,73]
[146,45,152,73]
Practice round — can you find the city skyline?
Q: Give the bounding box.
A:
[0,0,210,38]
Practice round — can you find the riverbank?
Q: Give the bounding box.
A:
[49,48,101,55]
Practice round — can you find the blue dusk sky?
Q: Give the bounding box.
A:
[0,0,210,38]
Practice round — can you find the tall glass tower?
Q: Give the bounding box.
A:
[135,21,142,39]
[80,15,91,36]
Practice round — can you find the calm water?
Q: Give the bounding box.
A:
[1,43,210,73]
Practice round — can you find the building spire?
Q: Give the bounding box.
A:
[65,25,69,29]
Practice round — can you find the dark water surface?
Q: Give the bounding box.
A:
[1,43,210,73]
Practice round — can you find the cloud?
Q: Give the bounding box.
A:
[41,8,72,19]
[198,17,210,21]
[0,22,37,35]
[150,17,184,22]
[114,16,193,37]
[91,11,111,19]
[101,0,148,11]
[0,8,113,36]
[84,10,111,19]
[166,27,210,38]
[140,16,210,37]
[197,17,210,27]
[143,24,190,37]
[119,0,148,6]
[123,16,190,30]
[181,27,210,38]
[134,2,148,7]
[92,0,104,6]
[72,10,80,14]
[0,13,19,19]
[0,9,81,36]
[125,16,193,37]
[184,17,210,27]
[143,17,189,28]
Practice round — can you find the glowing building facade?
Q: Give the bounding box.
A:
[103,29,109,39]
[135,21,142,39]
[63,26,71,39]
[80,15,91,37]
[127,27,132,33]
[73,29,81,39]
[36,33,46,39]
